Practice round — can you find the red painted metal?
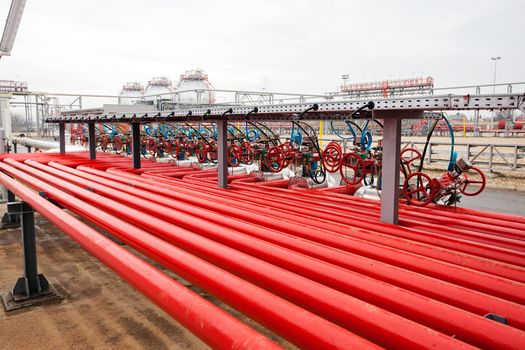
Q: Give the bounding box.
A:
[0,161,380,350]
[1,152,525,349]
[0,168,280,350]
[30,161,525,332]
[1,159,476,349]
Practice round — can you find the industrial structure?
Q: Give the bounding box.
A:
[2,0,525,348]
[2,83,525,349]
[330,76,435,99]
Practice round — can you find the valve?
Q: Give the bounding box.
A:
[266,145,285,173]
[322,141,343,173]
[227,144,241,167]
[460,166,486,196]
[403,172,436,206]
[400,148,422,175]
[339,152,365,185]
[240,141,254,164]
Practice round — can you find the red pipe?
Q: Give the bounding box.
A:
[39,161,525,331]
[0,161,381,350]
[88,166,525,289]
[228,182,525,253]
[15,159,525,348]
[0,168,280,350]
[2,159,476,349]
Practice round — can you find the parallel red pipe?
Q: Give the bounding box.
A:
[4,159,484,349]
[41,161,525,331]
[0,161,377,350]
[156,174,525,266]
[0,169,280,350]
[236,180,525,235]
[113,168,525,285]
[90,166,525,288]
[15,160,525,348]
[229,181,525,249]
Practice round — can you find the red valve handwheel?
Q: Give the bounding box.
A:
[196,140,208,163]
[207,141,218,162]
[400,147,422,175]
[147,138,158,156]
[227,144,242,167]
[460,166,486,196]
[240,141,254,164]
[100,134,109,151]
[322,141,343,173]
[279,141,296,167]
[113,135,123,152]
[403,171,436,206]
[339,152,365,185]
[168,139,180,158]
[266,146,285,173]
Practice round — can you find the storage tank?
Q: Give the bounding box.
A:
[143,77,173,103]
[174,69,216,105]
[118,82,144,105]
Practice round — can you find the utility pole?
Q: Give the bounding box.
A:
[490,56,502,130]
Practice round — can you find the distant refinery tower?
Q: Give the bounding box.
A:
[332,76,434,99]
[143,77,173,103]
[174,69,215,105]
[118,82,144,105]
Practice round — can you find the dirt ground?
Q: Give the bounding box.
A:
[0,207,295,350]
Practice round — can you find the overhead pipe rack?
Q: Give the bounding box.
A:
[44,93,525,224]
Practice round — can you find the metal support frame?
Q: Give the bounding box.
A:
[216,120,228,188]
[45,92,524,226]
[58,122,65,154]
[1,190,19,227]
[88,122,96,160]
[380,118,402,224]
[1,201,62,311]
[131,122,141,169]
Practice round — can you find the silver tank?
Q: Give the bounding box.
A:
[174,69,215,105]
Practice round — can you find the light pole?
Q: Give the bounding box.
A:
[490,56,502,129]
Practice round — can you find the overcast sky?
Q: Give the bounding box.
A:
[1,0,524,96]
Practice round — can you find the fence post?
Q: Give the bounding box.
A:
[489,145,494,172]
[427,143,432,164]
[466,143,471,161]
[513,146,518,170]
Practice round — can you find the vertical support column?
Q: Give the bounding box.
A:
[0,95,12,140]
[2,201,61,311]
[131,122,141,169]
[7,202,46,300]
[0,128,4,154]
[380,118,402,224]
[59,123,66,154]
[1,191,18,226]
[216,120,228,189]
[88,123,96,160]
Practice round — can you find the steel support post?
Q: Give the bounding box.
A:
[26,146,31,153]
[216,120,228,188]
[8,202,48,299]
[1,190,19,227]
[13,142,17,153]
[59,122,65,154]
[380,118,402,224]
[88,123,96,160]
[1,201,62,311]
[131,122,141,169]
